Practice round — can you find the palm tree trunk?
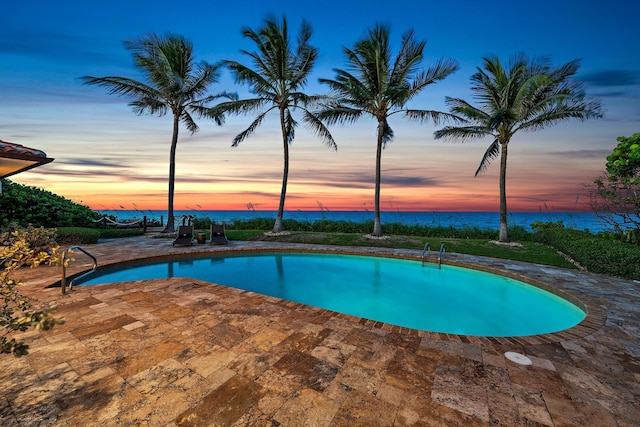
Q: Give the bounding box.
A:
[372,120,384,237]
[273,107,289,233]
[163,114,180,233]
[498,142,510,243]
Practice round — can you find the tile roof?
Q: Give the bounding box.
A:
[0,139,53,179]
[0,139,49,159]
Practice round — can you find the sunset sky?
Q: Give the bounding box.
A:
[2,0,638,213]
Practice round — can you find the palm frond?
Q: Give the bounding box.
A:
[180,110,199,134]
[517,98,603,133]
[213,98,270,116]
[389,28,424,86]
[225,60,276,96]
[408,58,459,98]
[80,76,159,100]
[231,109,272,146]
[316,104,365,126]
[129,97,166,116]
[402,109,466,126]
[302,109,337,150]
[283,108,297,145]
[381,119,394,148]
[445,98,489,124]
[475,139,500,176]
[434,125,493,142]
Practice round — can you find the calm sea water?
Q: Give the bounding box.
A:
[98,209,606,232]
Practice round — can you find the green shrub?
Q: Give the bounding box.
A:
[226,217,276,230]
[534,228,640,279]
[531,220,565,230]
[55,227,101,245]
[0,179,100,227]
[192,217,214,229]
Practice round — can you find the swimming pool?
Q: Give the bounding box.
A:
[75,252,586,337]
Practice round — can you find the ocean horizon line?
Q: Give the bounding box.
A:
[96,209,593,214]
[97,209,606,232]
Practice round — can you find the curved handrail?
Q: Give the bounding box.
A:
[60,246,98,295]
[438,243,446,268]
[422,242,446,269]
[421,242,431,265]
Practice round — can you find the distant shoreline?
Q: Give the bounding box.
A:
[97,210,605,232]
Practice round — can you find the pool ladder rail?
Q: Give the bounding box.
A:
[421,242,446,268]
[60,246,98,295]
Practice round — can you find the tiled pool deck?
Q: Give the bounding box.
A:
[1,236,638,426]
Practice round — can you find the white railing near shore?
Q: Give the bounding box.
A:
[92,216,149,230]
[93,214,197,231]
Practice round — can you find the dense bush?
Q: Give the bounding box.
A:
[534,228,640,279]
[0,179,100,227]
[531,220,565,230]
[55,227,101,245]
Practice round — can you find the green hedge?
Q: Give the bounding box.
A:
[534,228,640,280]
[54,227,144,245]
[55,227,101,245]
[206,217,532,240]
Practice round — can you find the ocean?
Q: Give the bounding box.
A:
[97,210,606,233]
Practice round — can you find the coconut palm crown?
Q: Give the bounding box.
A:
[434,54,602,242]
[318,23,459,236]
[214,16,336,233]
[81,32,235,233]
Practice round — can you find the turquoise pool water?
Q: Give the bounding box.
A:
[76,252,586,337]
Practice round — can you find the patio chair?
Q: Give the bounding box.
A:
[173,225,194,246]
[209,224,228,245]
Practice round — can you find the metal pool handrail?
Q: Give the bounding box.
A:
[421,242,446,269]
[60,246,97,295]
[421,242,431,265]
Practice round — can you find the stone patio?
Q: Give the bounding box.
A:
[1,236,638,426]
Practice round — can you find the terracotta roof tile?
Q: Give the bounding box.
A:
[0,139,49,159]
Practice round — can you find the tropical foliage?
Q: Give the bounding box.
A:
[214,16,336,233]
[590,134,640,240]
[0,179,99,228]
[1,226,64,356]
[434,54,602,242]
[318,23,459,236]
[605,133,640,183]
[534,228,640,279]
[80,33,234,232]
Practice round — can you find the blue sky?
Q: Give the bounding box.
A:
[1,0,639,212]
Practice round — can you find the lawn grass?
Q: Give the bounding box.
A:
[224,229,575,269]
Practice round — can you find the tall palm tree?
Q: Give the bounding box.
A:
[214,16,336,233]
[318,24,459,236]
[81,33,234,233]
[434,54,602,242]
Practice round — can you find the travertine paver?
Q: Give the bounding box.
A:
[1,236,638,426]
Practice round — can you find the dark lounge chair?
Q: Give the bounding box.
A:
[209,224,228,245]
[173,225,194,246]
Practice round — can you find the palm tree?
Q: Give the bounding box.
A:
[434,54,602,242]
[214,16,336,233]
[318,24,459,236]
[81,33,234,232]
